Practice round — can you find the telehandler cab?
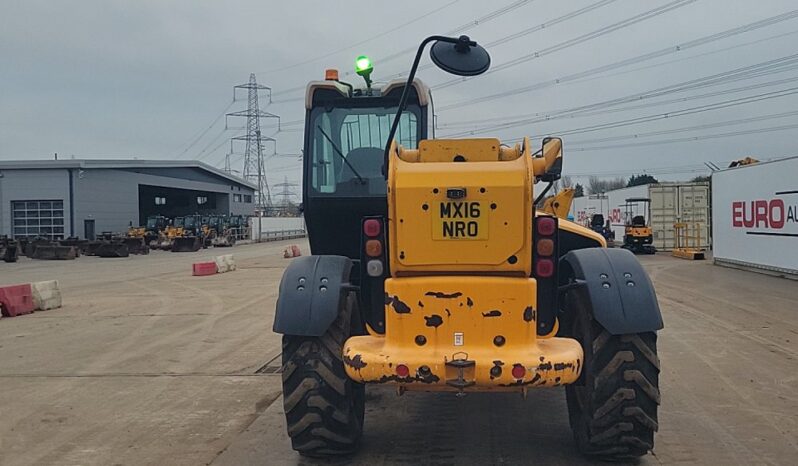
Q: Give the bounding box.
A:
[273,35,663,460]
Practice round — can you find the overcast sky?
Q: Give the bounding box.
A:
[2,0,798,192]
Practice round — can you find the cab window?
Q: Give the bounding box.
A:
[309,106,419,197]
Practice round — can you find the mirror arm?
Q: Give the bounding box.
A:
[382,35,471,178]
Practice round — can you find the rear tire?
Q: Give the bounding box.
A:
[281,293,365,456]
[563,287,661,460]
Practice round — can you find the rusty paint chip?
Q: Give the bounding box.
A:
[523,306,535,322]
[385,295,411,314]
[424,314,444,328]
[343,354,368,369]
[554,362,574,371]
[482,310,502,317]
[425,291,463,299]
[466,297,474,307]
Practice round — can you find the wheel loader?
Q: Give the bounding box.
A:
[211,216,237,247]
[144,215,167,249]
[273,35,663,460]
[172,214,204,252]
[157,217,184,250]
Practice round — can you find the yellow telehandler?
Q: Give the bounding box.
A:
[273,35,662,460]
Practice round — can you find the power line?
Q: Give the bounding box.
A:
[438,8,798,111]
[499,85,798,144]
[568,122,798,151]
[174,100,235,158]
[565,163,710,177]
[442,53,798,137]
[261,0,460,78]
[432,0,697,90]
[272,0,539,98]
[194,128,230,160]
[379,0,620,82]
[437,73,798,130]
[568,109,798,145]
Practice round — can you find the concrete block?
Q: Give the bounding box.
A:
[214,255,230,273]
[31,280,62,311]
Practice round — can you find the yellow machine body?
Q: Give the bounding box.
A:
[343,137,584,392]
[541,188,575,219]
[388,138,533,274]
[127,226,145,238]
[625,225,652,239]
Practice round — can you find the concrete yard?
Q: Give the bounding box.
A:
[1,242,796,465]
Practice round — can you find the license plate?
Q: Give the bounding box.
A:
[432,201,488,240]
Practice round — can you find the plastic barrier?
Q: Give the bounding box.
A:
[192,262,218,276]
[283,245,302,258]
[0,284,35,317]
[31,280,62,311]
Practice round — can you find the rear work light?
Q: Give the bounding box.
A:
[366,259,384,277]
[363,219,381,237]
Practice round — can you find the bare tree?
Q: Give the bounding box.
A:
[588,176,626,195]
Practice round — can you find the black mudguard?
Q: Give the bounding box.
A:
[560,248,663,334]
[273,255,354,336]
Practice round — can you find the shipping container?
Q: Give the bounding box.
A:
[711,156,798,277]
[570,182,710,251]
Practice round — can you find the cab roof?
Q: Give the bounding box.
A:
[305,78,430,109]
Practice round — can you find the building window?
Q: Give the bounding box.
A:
[155,197,167,205]
[233,194,242,202]
[11,200,65,240]
[243,194,252,203]
[197,196,208,205]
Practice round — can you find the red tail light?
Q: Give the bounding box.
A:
[511,364,526,379]
[537,216,556,236]
[363,219,381,237]
[536,258,554,278]
[396,364,410,377]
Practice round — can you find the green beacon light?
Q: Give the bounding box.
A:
[355,55,373,88]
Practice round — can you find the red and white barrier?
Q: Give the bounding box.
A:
[0,284,35,317]
[192,262,218,276]
[32,280,62,311]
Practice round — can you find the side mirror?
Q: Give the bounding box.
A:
[384,34,490,177]
[430,35,491,76]
[538,137,563,182]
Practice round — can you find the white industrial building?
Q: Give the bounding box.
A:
[0,159,256,240]
[711,156,797,277]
